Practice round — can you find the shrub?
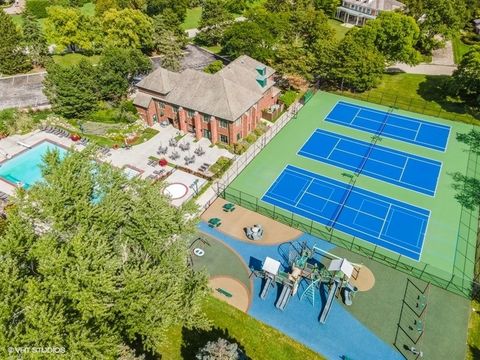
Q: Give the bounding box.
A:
[244,133,256,144]
[461,33,480,45]
[210,156,233,178]
[26,0,50,18]
[279,90,297,107]
[196,337,246,360]
[119,100,138,115]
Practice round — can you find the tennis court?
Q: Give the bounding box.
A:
[325,101,451,152]
[298,129,442,196]
[262,165,429,260]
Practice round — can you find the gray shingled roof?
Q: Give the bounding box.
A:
[133,92,152,108]
[135,55,275,121]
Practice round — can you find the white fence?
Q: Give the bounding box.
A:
[197,102,302,212]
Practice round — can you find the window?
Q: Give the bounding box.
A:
[203,114,211,123]
[187,109,195,118]
[158,102,165,109]
[152,114,158,123]
[236,133,241,141]
[203,129,212,139]
[220,134,228,143]
[172,106,178,114]
[219,120,228,128]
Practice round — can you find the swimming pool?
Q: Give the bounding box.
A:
[0,141,67,189]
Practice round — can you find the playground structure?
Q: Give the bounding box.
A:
[256,242,359,324]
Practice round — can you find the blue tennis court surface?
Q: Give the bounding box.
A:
[262,165,429,260]
[298,129,442,196]
[325,101,451,151]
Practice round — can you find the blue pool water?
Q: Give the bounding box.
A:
[0,141,67,188]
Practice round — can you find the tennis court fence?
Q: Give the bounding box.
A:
[327,87,479,125]
[220,185,479,298]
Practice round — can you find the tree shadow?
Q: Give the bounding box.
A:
[417,76,479,119]
[181,326,250,360]
[469,345,480,360]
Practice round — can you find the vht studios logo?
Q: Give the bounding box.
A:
[8,346,66,354]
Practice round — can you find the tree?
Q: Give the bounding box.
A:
[451,172,480,210]
[95,0,119,15]
[43,60,99,118]
[456,129,480,154]
[102,8,154,51]
[362,12,422,65]
[196,0,234,46]
[146,0,188,20]
[196,338,246,360]
[203,60,224,74]
[44,6,100,52]
[153,10,188,48]
[274,38,315,81]
[449,45,480,107]
[154,29,183,71]
[314,0,340,16]
[22,13,49,67]
[0,11,31,75]
[0,149,209,358]
[221,21,275,62]
[98,47,152,102]
[330,29,385,91]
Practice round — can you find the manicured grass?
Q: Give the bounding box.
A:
[181,6,202,30]
[467,300,480,359]
[52,54,101,66]
[339,72,479,124]
[129,127,159,145]
[158,296,324,359]
[452,34,473,64]
[328,19,350,41]
[202,45,222,54]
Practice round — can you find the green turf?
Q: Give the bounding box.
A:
[452,34,473,64]
[159,296,325,359]
[337,73,479,125]
[190,234,250,290]
[226,91,478,296]
[181,6,202,30]
[52,53,101,66]
[328,19,350,41]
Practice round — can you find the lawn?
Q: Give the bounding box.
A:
[181,6,202,30]
[158,296,324,359]
[338,72,479,124]
[452,34,473,64]
[52,53,101,66]
[328,19,350,41]
[467,300,480,359]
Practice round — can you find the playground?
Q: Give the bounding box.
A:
[193,200,470,359]
[223,91,479,297]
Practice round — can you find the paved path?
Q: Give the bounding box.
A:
[387,41,457,76]
[3,0,25,14]
[185,16,246,39]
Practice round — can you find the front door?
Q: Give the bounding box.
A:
[203,129,211,140]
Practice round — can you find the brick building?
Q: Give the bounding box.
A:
[133,55,280,145]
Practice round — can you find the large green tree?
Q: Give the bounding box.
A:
[146,0,188,19]
[154,29,184,71]
[196,0,234,46]
[314,0,340,16]
[450,45,480,107]
[329,29,385,91]
[362,12,422,65]
[44,6,100,52]
[43,60,99,118]
[102,8,154,51]
[0,149,209,359]
[22,13,49,67]
[98,47,152,102]
[0,11,31,75]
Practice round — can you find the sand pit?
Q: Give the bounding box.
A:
[350,265,375,292]
[201,198,302,244]
[209,275,251,312]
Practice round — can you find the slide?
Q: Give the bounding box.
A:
[319,279,340,324]
[260,276,273,300]
[276,283,292,311]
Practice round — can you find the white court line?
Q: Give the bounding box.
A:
[294,178,314,207]
[378,204,392,237]
[338,101,451,131]
[326,138,341,159]
[354,114,420,133]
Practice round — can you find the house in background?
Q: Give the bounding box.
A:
[335,0,405,26]
[133,55,280,146]
[474,19,480,35]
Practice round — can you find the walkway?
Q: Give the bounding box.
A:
[388,41,457,76]
[2,0,25,14]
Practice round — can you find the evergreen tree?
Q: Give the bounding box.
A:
[43,60,99,118]
[0,11,31,75]
[154,29,184,71]
[196,0,234,46]
[22,13,50,67]
[450,45,480,107]
[0,149,209,359]
[98,47,151,102]
[196,338,246,360]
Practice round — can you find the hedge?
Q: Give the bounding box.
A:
[25,0,50,18]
